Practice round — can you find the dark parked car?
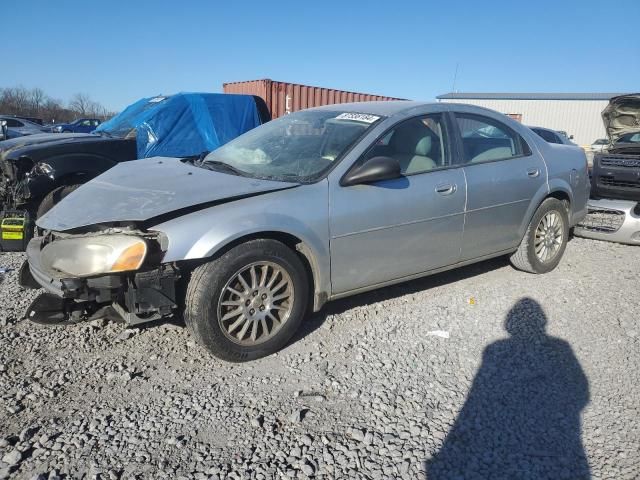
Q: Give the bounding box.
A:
[0,93,269,251]
[591,93,640,202]
[0,115,49,140]
[51,118,102,133]
[529,126,576,146]
[574,93,640,245]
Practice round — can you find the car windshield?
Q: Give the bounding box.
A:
[202,110,381,181]
[94,96,168,138]
[616,132,640,144]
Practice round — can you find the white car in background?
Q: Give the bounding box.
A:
[590,138,609,153]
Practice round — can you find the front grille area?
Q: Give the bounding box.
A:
[578,208,626,233]
[599,176,640,189]
[600,155,640,168]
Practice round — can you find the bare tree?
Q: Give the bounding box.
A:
[1,86,31,114]
[29,88,46,115]
[69,93,93,116]
[42,98,67,124]
[1,86,115,123]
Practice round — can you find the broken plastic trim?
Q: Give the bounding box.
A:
[25,293,79,325]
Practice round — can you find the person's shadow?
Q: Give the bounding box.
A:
[425,298,591,480]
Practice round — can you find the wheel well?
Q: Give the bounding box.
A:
[193,231,317,310]
[518,190,572,244]
[58,171,91,186]
[548,190,571,212]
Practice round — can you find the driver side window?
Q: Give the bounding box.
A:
[362,115,449,175]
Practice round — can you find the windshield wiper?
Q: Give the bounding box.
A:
[201,160,247,176]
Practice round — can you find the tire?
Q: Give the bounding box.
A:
[184,239,309,362]
[36,184,82,219]
[510,198,569,274]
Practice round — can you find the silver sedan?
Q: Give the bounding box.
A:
[23,101,590,361]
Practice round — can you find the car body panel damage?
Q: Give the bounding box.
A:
[37,156,300,231]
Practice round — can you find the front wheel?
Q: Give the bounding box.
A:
[510,198,569,274]
[184,239,309,362]
[36,184,82,219]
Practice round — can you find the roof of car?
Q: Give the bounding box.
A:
[309,100,432,116]
[437,92,628,101]
[528,126,556,132]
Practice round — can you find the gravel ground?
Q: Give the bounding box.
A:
[0,237,638,479]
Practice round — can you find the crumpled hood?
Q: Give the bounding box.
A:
[602,94,640,143]
[0,133,98,160]
[37,156,299,231]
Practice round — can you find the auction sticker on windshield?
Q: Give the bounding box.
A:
[335,113,380,124]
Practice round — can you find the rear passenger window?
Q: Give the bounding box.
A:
[362,115,449,175]
[455,114,530,164]
[534,129,562,144]
[5,119,23,127]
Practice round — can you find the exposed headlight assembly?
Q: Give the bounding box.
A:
[33,162,55,178]
[41,234,148,277]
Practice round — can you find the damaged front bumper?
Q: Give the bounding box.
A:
[21,236,180,325]
[574,198,640,245]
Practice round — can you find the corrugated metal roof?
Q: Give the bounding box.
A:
[437,92,627,101]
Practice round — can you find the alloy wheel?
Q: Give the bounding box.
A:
[217,261,294,346]
[534,210,564,263]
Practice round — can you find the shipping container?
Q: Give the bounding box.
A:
[223,79,405,119]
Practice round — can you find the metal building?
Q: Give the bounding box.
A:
[437,92,627,146]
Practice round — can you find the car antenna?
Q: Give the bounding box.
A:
[451,63,460,93]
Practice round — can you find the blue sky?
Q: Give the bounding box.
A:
[5,0,640,111]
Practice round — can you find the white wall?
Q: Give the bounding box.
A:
[440,98,609,146]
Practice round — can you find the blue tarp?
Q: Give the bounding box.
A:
[95,93,262,158]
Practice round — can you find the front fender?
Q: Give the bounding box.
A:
[25,154,118,201]
[150,181,331,310]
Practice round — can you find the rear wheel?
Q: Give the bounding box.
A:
[36,184,82,219]
[185,239,309,362]
[510,198,569,274]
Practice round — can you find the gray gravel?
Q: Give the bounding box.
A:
[0,237,638,479]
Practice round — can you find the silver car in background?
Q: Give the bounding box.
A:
[22,102,590,361]
[0,115,49,139]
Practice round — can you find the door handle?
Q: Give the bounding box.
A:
[435,183,456,195]
[527,168,540,178]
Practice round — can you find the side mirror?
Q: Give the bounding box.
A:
[341,156,402,186]
[569,135,574,140]
[0,120,7,140]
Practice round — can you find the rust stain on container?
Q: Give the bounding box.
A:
[223,79,406,119]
